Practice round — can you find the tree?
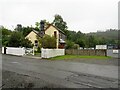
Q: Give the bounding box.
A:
[8,32,22,47]
[22,26,33,37]
[35,22,40,29]
[38,35,56,49]
[76,38,85,48]
[8,31,32,48]
[21,38,33,48]
[65,40,74,49]
[1,26,12,46]
[88,35,96,48]
[66,40,80,49]
[53,14,68,33]
[35,20,50,30]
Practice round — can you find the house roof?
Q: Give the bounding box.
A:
[26,24,65,38]
[32,30,42,37]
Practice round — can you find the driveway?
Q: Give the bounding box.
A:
[2,54,119,88]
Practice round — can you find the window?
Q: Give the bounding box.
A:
[54,31,57,38]
[35,40,38,43]
[34,40,38,46]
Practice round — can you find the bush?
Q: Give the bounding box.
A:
[66,40,79,49]
[8,31,33,48]
[40,35,57,49]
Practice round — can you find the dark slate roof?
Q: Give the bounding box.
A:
[32,30,42,37]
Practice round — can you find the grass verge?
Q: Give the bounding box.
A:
[48,55,111,60]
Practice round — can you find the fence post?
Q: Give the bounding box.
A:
[33,46,35,56]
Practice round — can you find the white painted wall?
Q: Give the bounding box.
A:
[96,45,107,49]
[41,48,65,58]
[2,47,25,56]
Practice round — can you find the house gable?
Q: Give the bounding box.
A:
[25,31,39,44]
[45,25,59,37]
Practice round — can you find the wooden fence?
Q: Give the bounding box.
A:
[65,49,107,56]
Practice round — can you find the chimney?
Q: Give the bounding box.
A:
[17,24,22,31]
[40,20,45,37]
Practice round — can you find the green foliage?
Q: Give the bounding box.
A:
[66,40,74,49]
[66,40,79,49]
[8,32,22,47]
[21,38,33,48]
[22,26,33,37]
[88,29,119,45]
[37,46,41,53]
[53,14,68,32]
[38,35,56,49]
[8,31,32,48]
[35,22,40,29]
[65,29,119,48]
[1,26,12,46]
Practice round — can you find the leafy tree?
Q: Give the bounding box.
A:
[88,29,119,46]
[21,38,33,48]
[22,26,33,37]
[38,35,56,49]
[1,26,12,46]
[35,22,40,29]
[53,14,68,33]
[8,31,32,47]
[8,32,22,47]
[88,35,96,48]
[76,38,85,48]
[66,40,79,49]
[65,40,74,49]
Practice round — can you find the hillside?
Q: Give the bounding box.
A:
[88,29,119,40]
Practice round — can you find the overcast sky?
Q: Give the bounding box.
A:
[0,0,119,33]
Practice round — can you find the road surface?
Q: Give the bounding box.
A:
[1,55,119,88]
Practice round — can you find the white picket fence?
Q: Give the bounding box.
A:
[41,48,65,58]
[2,47,25,56]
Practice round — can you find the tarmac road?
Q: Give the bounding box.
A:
[1,54,119,88]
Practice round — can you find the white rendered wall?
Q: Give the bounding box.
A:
[41,48,65,58]
[96,45,107,49]
[2,47,25,56]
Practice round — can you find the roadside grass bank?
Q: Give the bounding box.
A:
[48,55,112,60]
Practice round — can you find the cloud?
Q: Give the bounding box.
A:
[0,0,119,33]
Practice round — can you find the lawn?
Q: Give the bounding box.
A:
[48,55,111,60]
